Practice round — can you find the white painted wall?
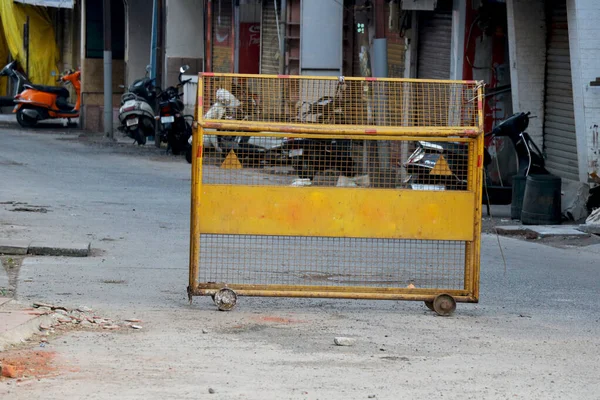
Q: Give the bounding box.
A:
[506,0,546,148]
[125,0,153,85]
[567,0,600,183]
[164,0,204,87]
[165,0,204,58]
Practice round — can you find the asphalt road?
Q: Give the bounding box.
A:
[0,125,599,399]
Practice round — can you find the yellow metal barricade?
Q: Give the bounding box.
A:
[189,73,484,315]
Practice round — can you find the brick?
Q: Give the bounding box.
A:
[1,364,18,378]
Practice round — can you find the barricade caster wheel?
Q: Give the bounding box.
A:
[432,294,456,316]
[424,301,435,311]
[214,288,237,311]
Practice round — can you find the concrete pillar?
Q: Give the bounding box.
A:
[567,0,600,184]
[125,0,153,86]
[506,0,546,148]
[164,0,204,88]
[450,0,466,80]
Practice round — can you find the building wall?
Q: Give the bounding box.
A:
[80,0,126,132]
[506,0,546,147]
[125,0,152,85]
[164,0,203,88]
[567,0,600,183]
[300,0,343,75]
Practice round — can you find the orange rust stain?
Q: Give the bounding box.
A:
[253,316,305,324]
[0,350,60,380]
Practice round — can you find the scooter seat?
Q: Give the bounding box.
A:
[24,84,69,98]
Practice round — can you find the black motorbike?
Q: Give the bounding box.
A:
[156,65,193,155]
[403,112,548,203]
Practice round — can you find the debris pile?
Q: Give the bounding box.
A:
[31,302,143,335]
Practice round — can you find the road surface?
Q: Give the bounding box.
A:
[0,126,599,399]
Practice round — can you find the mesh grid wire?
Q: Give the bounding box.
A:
[195,74,481,293]
[200,74,480,128]
[202,135,475,191]
[199,236,466,290]
[196,135,476,291]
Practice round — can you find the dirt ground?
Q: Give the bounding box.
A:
[1,128,600,399]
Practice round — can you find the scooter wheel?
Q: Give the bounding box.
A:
[134,129,146,145]
[16,108,39,128]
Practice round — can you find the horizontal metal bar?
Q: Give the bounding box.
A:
[201,130,475,142]
[199,72,480,85]
[200,121,481,137]
[192,287,476,303]
[196,282,470,295]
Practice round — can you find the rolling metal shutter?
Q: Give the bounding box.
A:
[416,7,452,79]
[386,2,405,78]
[260,0,279,75]
[543,1,578,181]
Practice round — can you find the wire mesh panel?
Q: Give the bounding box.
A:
[190,73,484,307]
[199,236,466,290]
[200,133,475,191]
[199,73,482,134]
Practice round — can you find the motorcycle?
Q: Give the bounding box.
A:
[284,77,356,180]
[0,61,30,108]
[118,65,157,145]
[190,77,357,180]
[155,65,193,155]
[187,83,268,164]
[12,68,81,127]
[403,112,548,204]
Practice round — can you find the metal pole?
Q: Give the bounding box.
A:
[373,38,390,172]
[150,0,158,80]
[278,0,287,75]
[103,0,113,138]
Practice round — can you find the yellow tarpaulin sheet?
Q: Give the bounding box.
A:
[0,0,59,87]
[0,18,7,96]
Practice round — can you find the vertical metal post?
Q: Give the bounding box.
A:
[278,0,287,75]
[103,0,113,138]
[234,1,240,72]
[373,38,390,171]
[206,0,213,72]
[230,0,236,73]
[150,0,158,80]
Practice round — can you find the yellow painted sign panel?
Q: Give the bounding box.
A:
[198,185,475,241]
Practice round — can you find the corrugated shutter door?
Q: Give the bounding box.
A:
[416,9,452,79]
[543,1,578,181]
[386,2,405,78]
[260,0,279,75]
[212,0,233,73]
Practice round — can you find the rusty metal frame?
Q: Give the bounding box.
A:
[188,73,484,306]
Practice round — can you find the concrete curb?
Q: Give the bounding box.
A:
[577,224,600,235]
[0,240,31,256]
[0,301,55,352]
[28,242,91,257]
[0,240,91,257]
[495,226,533,236]
[496,225,591,239]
